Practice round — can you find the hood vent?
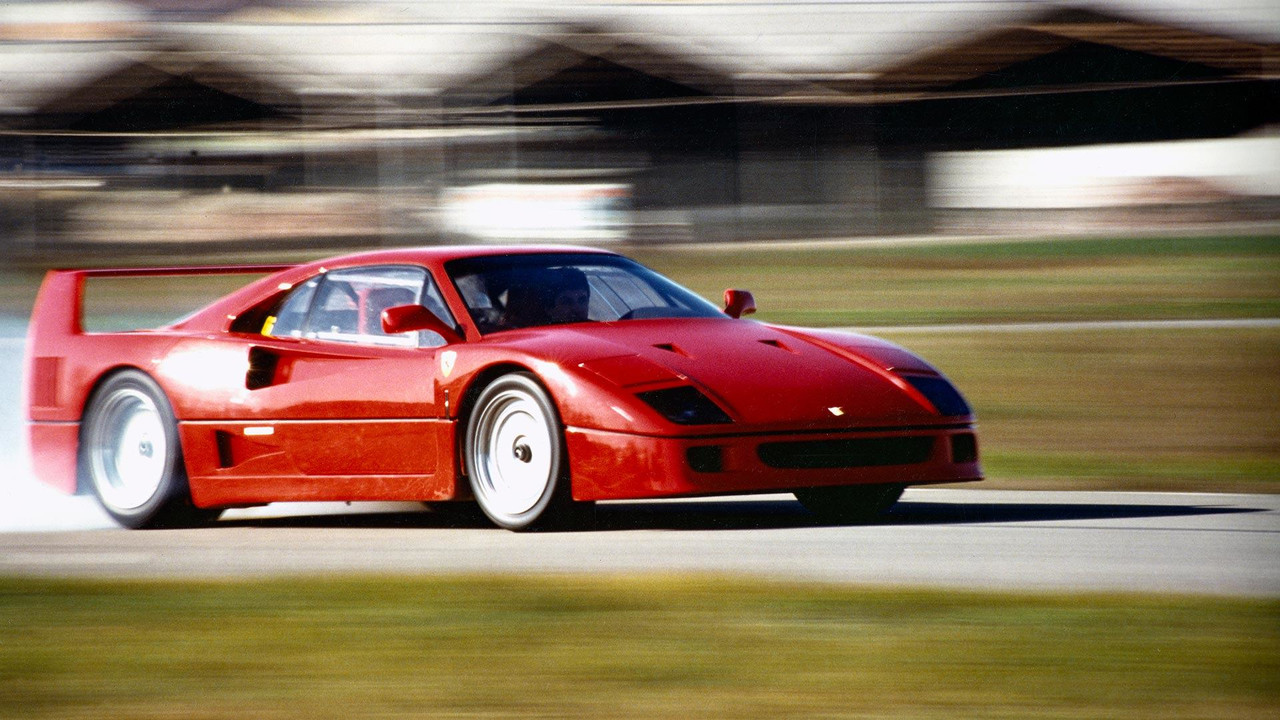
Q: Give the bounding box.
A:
[652,343,691,358]
[759,338,798,354]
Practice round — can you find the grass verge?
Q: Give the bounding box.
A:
[879,327,1280,493]
[632,233,1280,326]
[1,575,1276,719]
[3,232,1278,326]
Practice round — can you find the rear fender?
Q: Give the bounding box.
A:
[24,265,290,494]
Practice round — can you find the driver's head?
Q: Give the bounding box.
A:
[547,268,590,323]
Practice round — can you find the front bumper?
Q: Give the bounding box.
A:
[565,424,982,501]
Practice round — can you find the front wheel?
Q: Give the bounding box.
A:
[464,373,575,531]
[81,370,217,529]
[794,484,904,524]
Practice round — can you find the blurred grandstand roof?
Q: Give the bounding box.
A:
[0,0,1275,115]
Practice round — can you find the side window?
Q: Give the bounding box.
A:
[417,273,454,349]
[266,278,319,338]
[313,267,421,346]
[267,266,456,348]
[308,277,362,339]
[455,274,499,333]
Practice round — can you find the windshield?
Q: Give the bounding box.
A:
[446,253,723,334]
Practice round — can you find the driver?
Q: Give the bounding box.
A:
[546,268,590,324]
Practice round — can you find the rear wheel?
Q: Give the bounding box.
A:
[464,373,577,531]
[794,484,904,524]
[81,370,217,529]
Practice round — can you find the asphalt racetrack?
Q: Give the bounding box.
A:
[2,488,1278,596]
[3,320,1277,596]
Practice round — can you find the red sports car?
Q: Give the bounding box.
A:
[24,246,981,530]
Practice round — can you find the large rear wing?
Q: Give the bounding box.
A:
[26,264,294,416]
[30,264,294,337]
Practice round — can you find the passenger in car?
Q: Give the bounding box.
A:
[499,282,551,329]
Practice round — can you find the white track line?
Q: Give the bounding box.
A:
[842,318,1280,334]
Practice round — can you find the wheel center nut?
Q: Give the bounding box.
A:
[138,440,154,459]
[512,439,532,463]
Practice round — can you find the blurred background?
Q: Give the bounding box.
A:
[0,0,1277,496]
[1,6,1277,717]
[0,0,1276,256]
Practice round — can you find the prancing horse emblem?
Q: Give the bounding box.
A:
[440,350,457,378]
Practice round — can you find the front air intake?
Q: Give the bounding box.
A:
[636,386,732,425]
[758,437,934,470]
[686,446,724,473]
[951,433,978,464]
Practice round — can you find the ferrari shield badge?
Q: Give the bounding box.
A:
[440,350,457,378]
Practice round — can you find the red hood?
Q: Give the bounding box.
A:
[508,318,941,431]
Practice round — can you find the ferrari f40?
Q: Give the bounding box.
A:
[24,246,981,530]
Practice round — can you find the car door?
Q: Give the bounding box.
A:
[179,265,458,504]
[264,265,452,478]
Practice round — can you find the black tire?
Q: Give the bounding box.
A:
[794,484,905,524]
[421,501,490,527]
[463,373,579,531]
[80,370,218,529]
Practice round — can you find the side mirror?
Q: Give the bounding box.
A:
[723,289,756,319]
[381,304,463,344]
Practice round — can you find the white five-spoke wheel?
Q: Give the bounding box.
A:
[88,387,168,511]
[82,370,214,529]
[465,373,568,530]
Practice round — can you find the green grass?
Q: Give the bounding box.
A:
[0,575,1275,719]
[4,232,1279,327]
[875,327,1280,492]
[631,233,1280,326]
